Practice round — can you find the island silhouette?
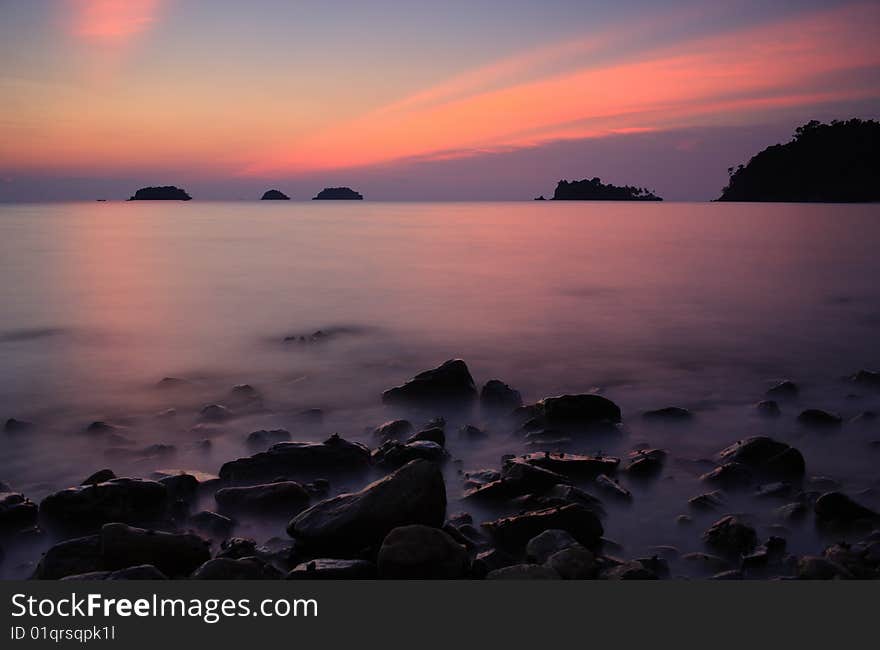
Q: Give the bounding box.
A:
[718,119,880,202]
[540,177,662,201]
[128,186,192,201]
[261,189,290,200]
[313,187,363,200]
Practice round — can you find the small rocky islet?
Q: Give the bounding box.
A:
[2,360,880,580]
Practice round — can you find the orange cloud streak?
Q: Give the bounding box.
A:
[70,0,162,45]
[245,2,880,175]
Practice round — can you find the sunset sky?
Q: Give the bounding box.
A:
[1,0,879,201]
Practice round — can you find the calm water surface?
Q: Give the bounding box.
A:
[1,201,879,577]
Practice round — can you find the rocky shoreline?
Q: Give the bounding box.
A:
[2,360,879,580]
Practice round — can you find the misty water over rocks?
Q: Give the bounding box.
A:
[1,201,879,579]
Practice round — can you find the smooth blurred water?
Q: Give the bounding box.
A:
[1,201,879,577]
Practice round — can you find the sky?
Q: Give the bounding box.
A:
[1,0,878,201]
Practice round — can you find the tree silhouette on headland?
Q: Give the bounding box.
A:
[718,119,880,202]
[546,177,662,201]
[128,186,192,200]
[261,189,290,200]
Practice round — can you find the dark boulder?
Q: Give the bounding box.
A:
[523,452,619,477]
[158,473,199,503]
[536,394,622,428]
[33,535,103,579]
[525,529,578,563]
[246,429,291,449]
[463,460,569,502]
[260,189,290,200]
[215,481,310,518]
[288,460,446,555]
[480,380,523,410]
[700,462,754,489]
[191,557,282,580]
[382,359,477,406]
[688,491,725,512]
[40,478,168,533]
[199,404,233,422]
[594,474,632,501]
[717,436,805,478]
[60,565,169,580]
[797,409,843,428]
[755,400,781,417]
[372,440,447,469]
[219,434,370,482]
[544,546,597,579]
[100,523,210,577]
[377,525,469,578]
[81,469,116,485]
[851,369,880,389]
[702,516,757,555]
[188,510,234,537]
[287,558,377,579]
[371,419,413,441]
[0,492,38,536]
[766,380,799,399]
[482,504,603,551]
[797,556,852,579]
[625,449,666,477]
[814,492,880,528]
[4,418,33,433]
[642,407,692,421]
[407,426,445,447]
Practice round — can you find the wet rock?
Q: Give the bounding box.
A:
[228,384,262,409]
[766,380,798,399]
[681,552,731,575]
[808,476,841,491]
[676,514,694,526]
[33,535,103,579]
[81,469,116,485]
[459,424,487,439]
[525,529,578,563]
[814,492,880,528]
[100,523,210,577]
[637,555,670,578]
[471,548,516,577]
[105,443,176,461]
[382,359,477,406]
[372,419,413,441]
[717,436,805,478]
[216,537,258,560]
[702,515,757,555]
[700,462,754,489]
[797,409,843,428]
[188,511,234,537]
[40,478,168,533]
[156,377,190,389]
[741,537,788,574]
[192,557,281,580]
[603,561,657,580]
[215,481,310,518]
[753,481,794,499]
[372,440,448,468]
[158,473,199,503]
[155,408,176,420]
[219,434,370,482]
[688,491,725,512]
[463,469,501,490]
[797,556,852,579]
[486,564,560,579]
[525,394,622,431]
[480,380,523,411]
[288,460,446,555]
[0,492,38,536]
[407,426,446,447]
[594,474,632,501]
[377,525,469,578]
[199,404,233,422]
[775,501,810,522]
[541,484,605,514]
[642,407,692,422]
[246,429,291,449]
[545,546,596,579]
[4,418,33,433]
[287,558,377,579]
[850,369,880,390]
[625,449,666,477]
[755,400,781,417]
[464,460,568,501]
[482,504,603,551]
[523,452,619,477]
[851,411,877,425]
[304,479,330,497]
[710,569,743,580]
